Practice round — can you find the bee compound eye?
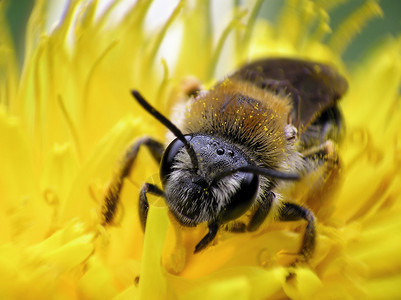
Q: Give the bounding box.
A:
[220,172,259,223]
[160,137,188,183]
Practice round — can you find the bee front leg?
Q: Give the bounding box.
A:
[194,222,219,253]
[301,139,337,163]
[247,191,275,232]
[278,202,316,261]
[101,137,164,225]
[139,183,165,230]
[223,192,275,234]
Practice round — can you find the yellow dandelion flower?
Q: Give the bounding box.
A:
[1,0,400,299]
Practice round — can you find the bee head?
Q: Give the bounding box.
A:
[160,134,260,226]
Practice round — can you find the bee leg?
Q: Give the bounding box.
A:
[278,202,316,260]
[122,137,165,171]
[101,137,164,225]
[139,183,165,230]
[247,191,275,232]
[224,222,247,232]
[194,222,219,253]
[302,139,337,164]
[319,106,344,142]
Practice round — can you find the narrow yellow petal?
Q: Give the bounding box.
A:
[138,205,170,299]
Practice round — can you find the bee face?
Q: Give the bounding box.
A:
[104,58,348,257]
[160,134,259,226]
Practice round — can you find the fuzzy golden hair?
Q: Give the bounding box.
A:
[182,79,293,170]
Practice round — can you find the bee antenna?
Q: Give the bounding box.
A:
[131,90,199,171]
[211,165,300,186]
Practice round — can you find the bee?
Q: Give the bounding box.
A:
[102,58,348,260]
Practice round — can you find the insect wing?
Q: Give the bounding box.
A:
[229,58,348,131]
